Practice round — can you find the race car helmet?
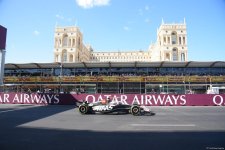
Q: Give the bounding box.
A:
[101,99,107,105]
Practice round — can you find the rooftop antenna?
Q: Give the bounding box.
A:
[183,18,186,24]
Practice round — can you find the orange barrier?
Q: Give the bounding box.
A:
[3,76,225,83]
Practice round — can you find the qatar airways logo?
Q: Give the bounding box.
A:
[0,93,60,104]
[85,94,187,106]
[213,95,225,106]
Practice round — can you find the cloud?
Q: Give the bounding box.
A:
[138,9,143,16]
[56,14,64,20]
[145,5,149,11]
[138,5,152,16]
[67,18,73,22]
[76,0,110,9]
[123,26,130,31]
[145,18,150,23]
[33,30,40,36]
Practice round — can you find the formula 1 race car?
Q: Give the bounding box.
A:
[77,99,151,116]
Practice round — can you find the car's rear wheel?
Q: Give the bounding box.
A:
[79,105,88,114]
[131,105,140,116]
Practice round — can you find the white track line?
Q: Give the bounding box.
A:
[130,124,196,127]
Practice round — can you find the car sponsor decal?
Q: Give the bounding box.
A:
[92,105,113,111]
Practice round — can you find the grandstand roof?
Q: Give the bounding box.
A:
[5,61,225,69]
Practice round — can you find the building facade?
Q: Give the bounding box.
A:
[54,27,92,63]
[150,19,188,61]
[92,50,150,62]
[54,20,187,62]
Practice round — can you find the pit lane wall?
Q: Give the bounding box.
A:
[0,93,225,106]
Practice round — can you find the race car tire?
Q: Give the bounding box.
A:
[79,105,88,114]
[131,105,141,116]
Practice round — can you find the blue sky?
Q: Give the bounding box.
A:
[0,0,225,63]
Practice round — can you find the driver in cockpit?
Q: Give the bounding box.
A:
[101,97,111,105]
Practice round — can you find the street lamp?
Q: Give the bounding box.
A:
[183,81,186,94]
[159,84,162,94]
[188,77,191,91]
[59,63,63,93]
[167,77,169,94]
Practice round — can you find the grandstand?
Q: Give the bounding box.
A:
[2,61,225,94]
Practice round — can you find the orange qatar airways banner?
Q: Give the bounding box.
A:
[167,76,185,82]
[3,76,225,83]
[211,76,225,82]
[4,77,17,82]
[81,76,98,82]
[187,76,210,82]
[145,76,165,82]
[61,76,80,82]
[122,76,143,82]
[37,77,57,82]
[108,76,121,82]
[4,77,37,83]
[19,77,37,82]
[96,76,121,82]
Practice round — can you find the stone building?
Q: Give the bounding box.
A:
[150,19,188,61]
[54,27,92,63]
[54,19,187,62]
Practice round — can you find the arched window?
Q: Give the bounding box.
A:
[172,48,178,61]
[62,34,68,47]
[59,39,62,46]
[62,49,67,62]
[165,53,170,61]
[72,39,75,46]
[167,37,170,44]
[171,32,177,45]
[183,37,186,45]
[69,54,73,62]
[163,37,166,44]
[68,38,71,47]
[181,53,185,61]
[78,37,81,47]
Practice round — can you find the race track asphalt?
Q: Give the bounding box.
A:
[0,104,225,150]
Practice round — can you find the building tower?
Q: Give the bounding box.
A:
[150,19,188,61]
[54,26,91,63]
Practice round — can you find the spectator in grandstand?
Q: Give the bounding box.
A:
[150,89,156,94]
[27,88,32,94]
